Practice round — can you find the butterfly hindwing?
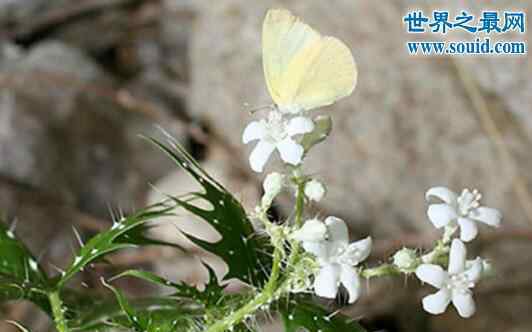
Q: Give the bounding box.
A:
[288,36,357,111]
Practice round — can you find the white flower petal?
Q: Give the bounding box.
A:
[344,237,372,265]
[249,141,275,173]
[451,292,476,318]
[302,241,329,260]
[324,216,349,245]
[242,120,266,143]
[340,265,361,304]
[422,289,451,315]
[416,264,447,288]
[292,219,327,242]
[425,186,458,205]
[448,239,467,275]
[457,218,478,242]
[314,263,340,300]
[286,116,314,136]
[276,138,304,166]
[427,203,457,228]
[469,207,501,227]
[464,257,483,283]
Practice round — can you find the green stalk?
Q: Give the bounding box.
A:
[361,264,401,279]
[205,177,307,332]
[294,180,305,228]
[205,245,283,332]
[49,290,69,332]
[286,181,306,270]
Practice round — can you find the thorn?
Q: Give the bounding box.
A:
[8,218,18,234]
[5,320,29,332]
[49,263,65,275]
[71,226,84,247]
[107,203,117,223]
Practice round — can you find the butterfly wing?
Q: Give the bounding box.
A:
[262,9,321,107]
[262,9,357,112]
[288,36,357,111]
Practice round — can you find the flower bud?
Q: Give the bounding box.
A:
[393,247,418,272]
[291,218,327,242]
[261,172,285,208]
[304,179,326,202]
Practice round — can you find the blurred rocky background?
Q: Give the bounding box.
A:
[0,0,531,331]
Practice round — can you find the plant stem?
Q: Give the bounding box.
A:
[205,178,307,332]
[49,290,69,332]
[286,181,306,269]
[294,181,305,228]
[205,245,283,332]
[361,264,401,279]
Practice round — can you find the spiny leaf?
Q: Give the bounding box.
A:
[111,266,222,305]
[102,279,202,332]
[280,298,366,332]
[0,220,50,312]
[56,202,182,289]
[148,137,271,286]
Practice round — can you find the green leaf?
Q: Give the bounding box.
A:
[102,279,202,332]
[56,202,182,289]
[148,137,271,286]
[111,266,222,305]
[300,115,332,152]
[280,299,366,332]
[0,220,50,312]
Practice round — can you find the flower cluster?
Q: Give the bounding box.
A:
[243,100,502,319]
[415,186,502,318]
[241,57,502,322]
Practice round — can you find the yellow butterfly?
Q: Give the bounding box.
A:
[262,9,357,114]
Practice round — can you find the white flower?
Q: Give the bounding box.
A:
[416,239,483,318]
[426,187,502,242]
[304,179,326,202]
[261,172,285,207]
[242,111,314,172]
[296,216,372,304]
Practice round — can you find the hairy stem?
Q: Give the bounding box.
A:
[361,264,401,279]
[287,181,306,269]
[294,179,306,228]
[49,290,69,332]
[205,246,283,332]
[205,178,307,332]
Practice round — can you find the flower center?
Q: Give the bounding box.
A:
[264,111,288,143]
[446,273,475,294]
[457,188,482,216]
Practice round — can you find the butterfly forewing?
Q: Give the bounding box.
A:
[262,9,357,112]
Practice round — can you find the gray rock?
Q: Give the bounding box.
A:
[0,41,185,217]
[0,0,68,25]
